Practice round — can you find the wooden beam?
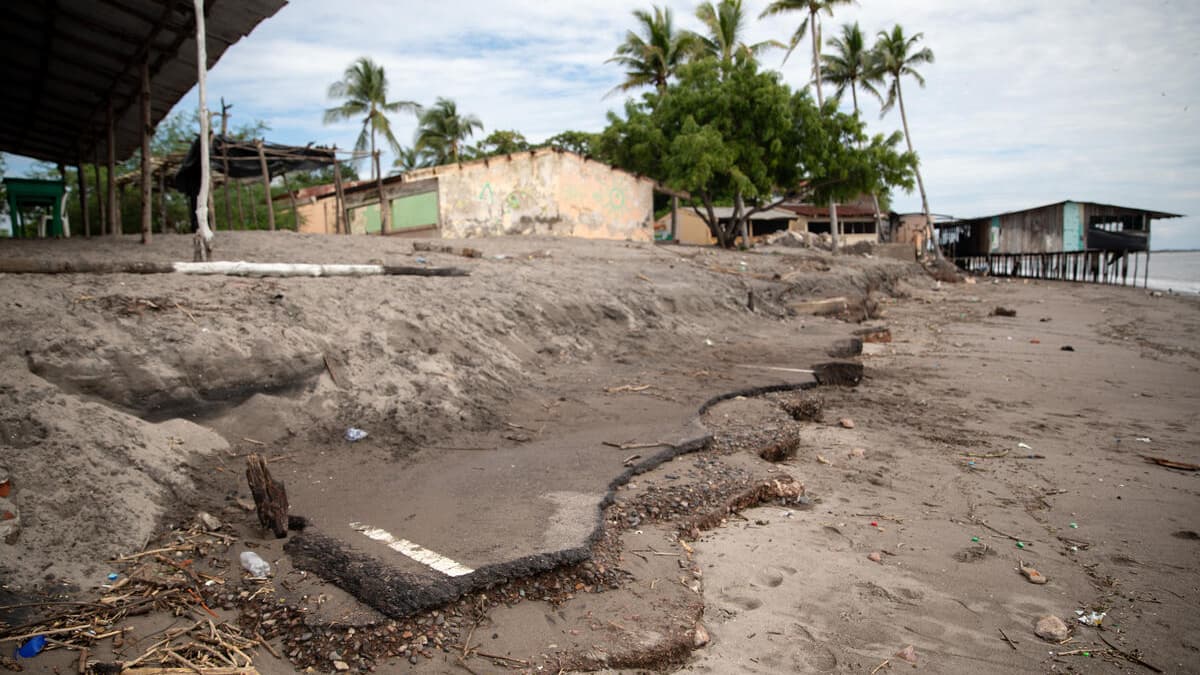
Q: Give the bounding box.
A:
[76,155,90,238]
[106,103,118,235]
[94,146,106,235]
[218,98,233,230]
[374,150,390,234]
[158,166,167,234]
[139,59,152,244]
[332,148,347,234]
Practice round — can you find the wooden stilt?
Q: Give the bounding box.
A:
[158,168,167,233]
[332,147,347,235]
[236,178,246,228]
[256,139,275,231]
[94,147,106,236]
[282,172,298,231]
[374,150,390,235]
[140,59,152,245]
[218,98,233,231]
[106,103,117,235]
[76,156,90,238]
[192,0,213,261]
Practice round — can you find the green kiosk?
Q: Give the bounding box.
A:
[3,178,66,238]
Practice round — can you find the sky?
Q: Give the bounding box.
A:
[6,0,1199,248]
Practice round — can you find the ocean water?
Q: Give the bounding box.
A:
[1146,251,1200,295]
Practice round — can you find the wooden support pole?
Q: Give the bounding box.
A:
[76,157,90,238]
[106,103,117,235]
[374,150,390,235]
[192,0,213,261]
[256,139,275,231]
[158,168,167,233]
[94,147,106,236]
[218,98,233,231]
[281,172,298,230]
[139,59,152,245]
[671,195,679,241]
[235,178,246,229]
[332,147,347,235]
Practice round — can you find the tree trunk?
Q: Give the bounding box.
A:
[735,192,749,248]
[852,83,885,241]
[811,12,839,253]
[896,82,941,261]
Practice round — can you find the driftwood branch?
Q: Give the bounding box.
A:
[245,453,288,538]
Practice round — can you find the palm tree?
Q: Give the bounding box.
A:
[607,6,696,95]
[822,22,886,234]
[760,0,855,251]
[323,57,420,180]
[873,25,940,259]
[694,0,780,65]
[415,98,483,165]
[390,145,431,175]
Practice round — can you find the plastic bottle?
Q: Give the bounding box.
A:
[240,551,271,578]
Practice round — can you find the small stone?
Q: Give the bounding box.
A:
[1035,615,1070,642]
[692,623,710,648]
[867,551,882,563]
[849,447,866,459]
[839,418,855,429]
[333,660,349,671]
[894,644,918,664]
[1019,563,1048,585]
[195,511,222,531]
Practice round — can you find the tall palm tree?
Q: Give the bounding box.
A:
[415,98,483,165]
[822,22,886,233]
[694,0,780,65]
[323,57,420,180]
[390,145,431,175]
[760,0,855,251]
[873,25,940,259]
[607,6,696,95]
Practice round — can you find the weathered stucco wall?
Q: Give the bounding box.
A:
[434,152,653,241]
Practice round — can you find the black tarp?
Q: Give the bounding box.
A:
[173,135,335,230]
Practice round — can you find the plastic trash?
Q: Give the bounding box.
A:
[240,551,271,578]
[415,256,427,264]
[106,572,119,581]
[15,635,46,658]
[344,427,368,442]
[1076,610,1106,626]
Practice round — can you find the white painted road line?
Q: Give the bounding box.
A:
[349,522,475,577]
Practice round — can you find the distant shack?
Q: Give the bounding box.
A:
[937,200,1183,287]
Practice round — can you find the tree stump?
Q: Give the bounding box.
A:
[246,453,289,538]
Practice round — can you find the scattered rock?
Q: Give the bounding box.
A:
[991,306,1017,317]
[1019,562,1048,584]
[758,437,800,462]
[332,660,350,671]
[868,551,882,564]
[1061,345,1075,352]
[780,395,823,421]
[839,418,855,429]
[827,337,863,358]
[854,327,893,343]
[195,511,222,532]
[1035,615,1069,642]
[894,644,918,664]
[692,623,710,649]
[848,447,866,459]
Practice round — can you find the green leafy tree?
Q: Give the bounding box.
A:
[543,130,600,157]
[599,59,915,248]
[873,25,939,259]
[323,57,420,180]
[694,0,780,65]
[607,6,697,95]
[760,0,855,250]
[415,98,483,165]
[390,145,433,174]
[473,129,531,158]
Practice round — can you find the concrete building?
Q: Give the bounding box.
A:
[290,149,659,242]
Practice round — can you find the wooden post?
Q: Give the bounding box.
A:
[158,167,167,233]
[282,171,298,230]
[192,0,213,261]
[245,453,289,539]
[140,59,152,245]
[107,103,117,235]
[218,98,233,231]
[94,147,106,236]
[374,150,390,234]
[671,195,679,241]
[76,157,90,238]
[1144,215,1151,289]
[256,139,275,231]
[332,147,347,235]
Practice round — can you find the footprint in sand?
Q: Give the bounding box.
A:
[752,568,785,588]
[720,592,763,611]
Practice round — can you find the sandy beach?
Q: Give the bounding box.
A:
[0,232,1197,674]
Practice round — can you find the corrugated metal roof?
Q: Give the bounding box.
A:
[0,0,286,164]
[780,203,877,219]
[940,200,1183,226]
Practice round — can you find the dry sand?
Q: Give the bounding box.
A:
[0,231,1197,674]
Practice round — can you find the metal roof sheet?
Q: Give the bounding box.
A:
[0,0,286,164]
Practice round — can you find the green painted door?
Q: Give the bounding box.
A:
[1062,201,1083,251]
[989,216,1001,252]
[390,191,438,230]
[352,204,381,234]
